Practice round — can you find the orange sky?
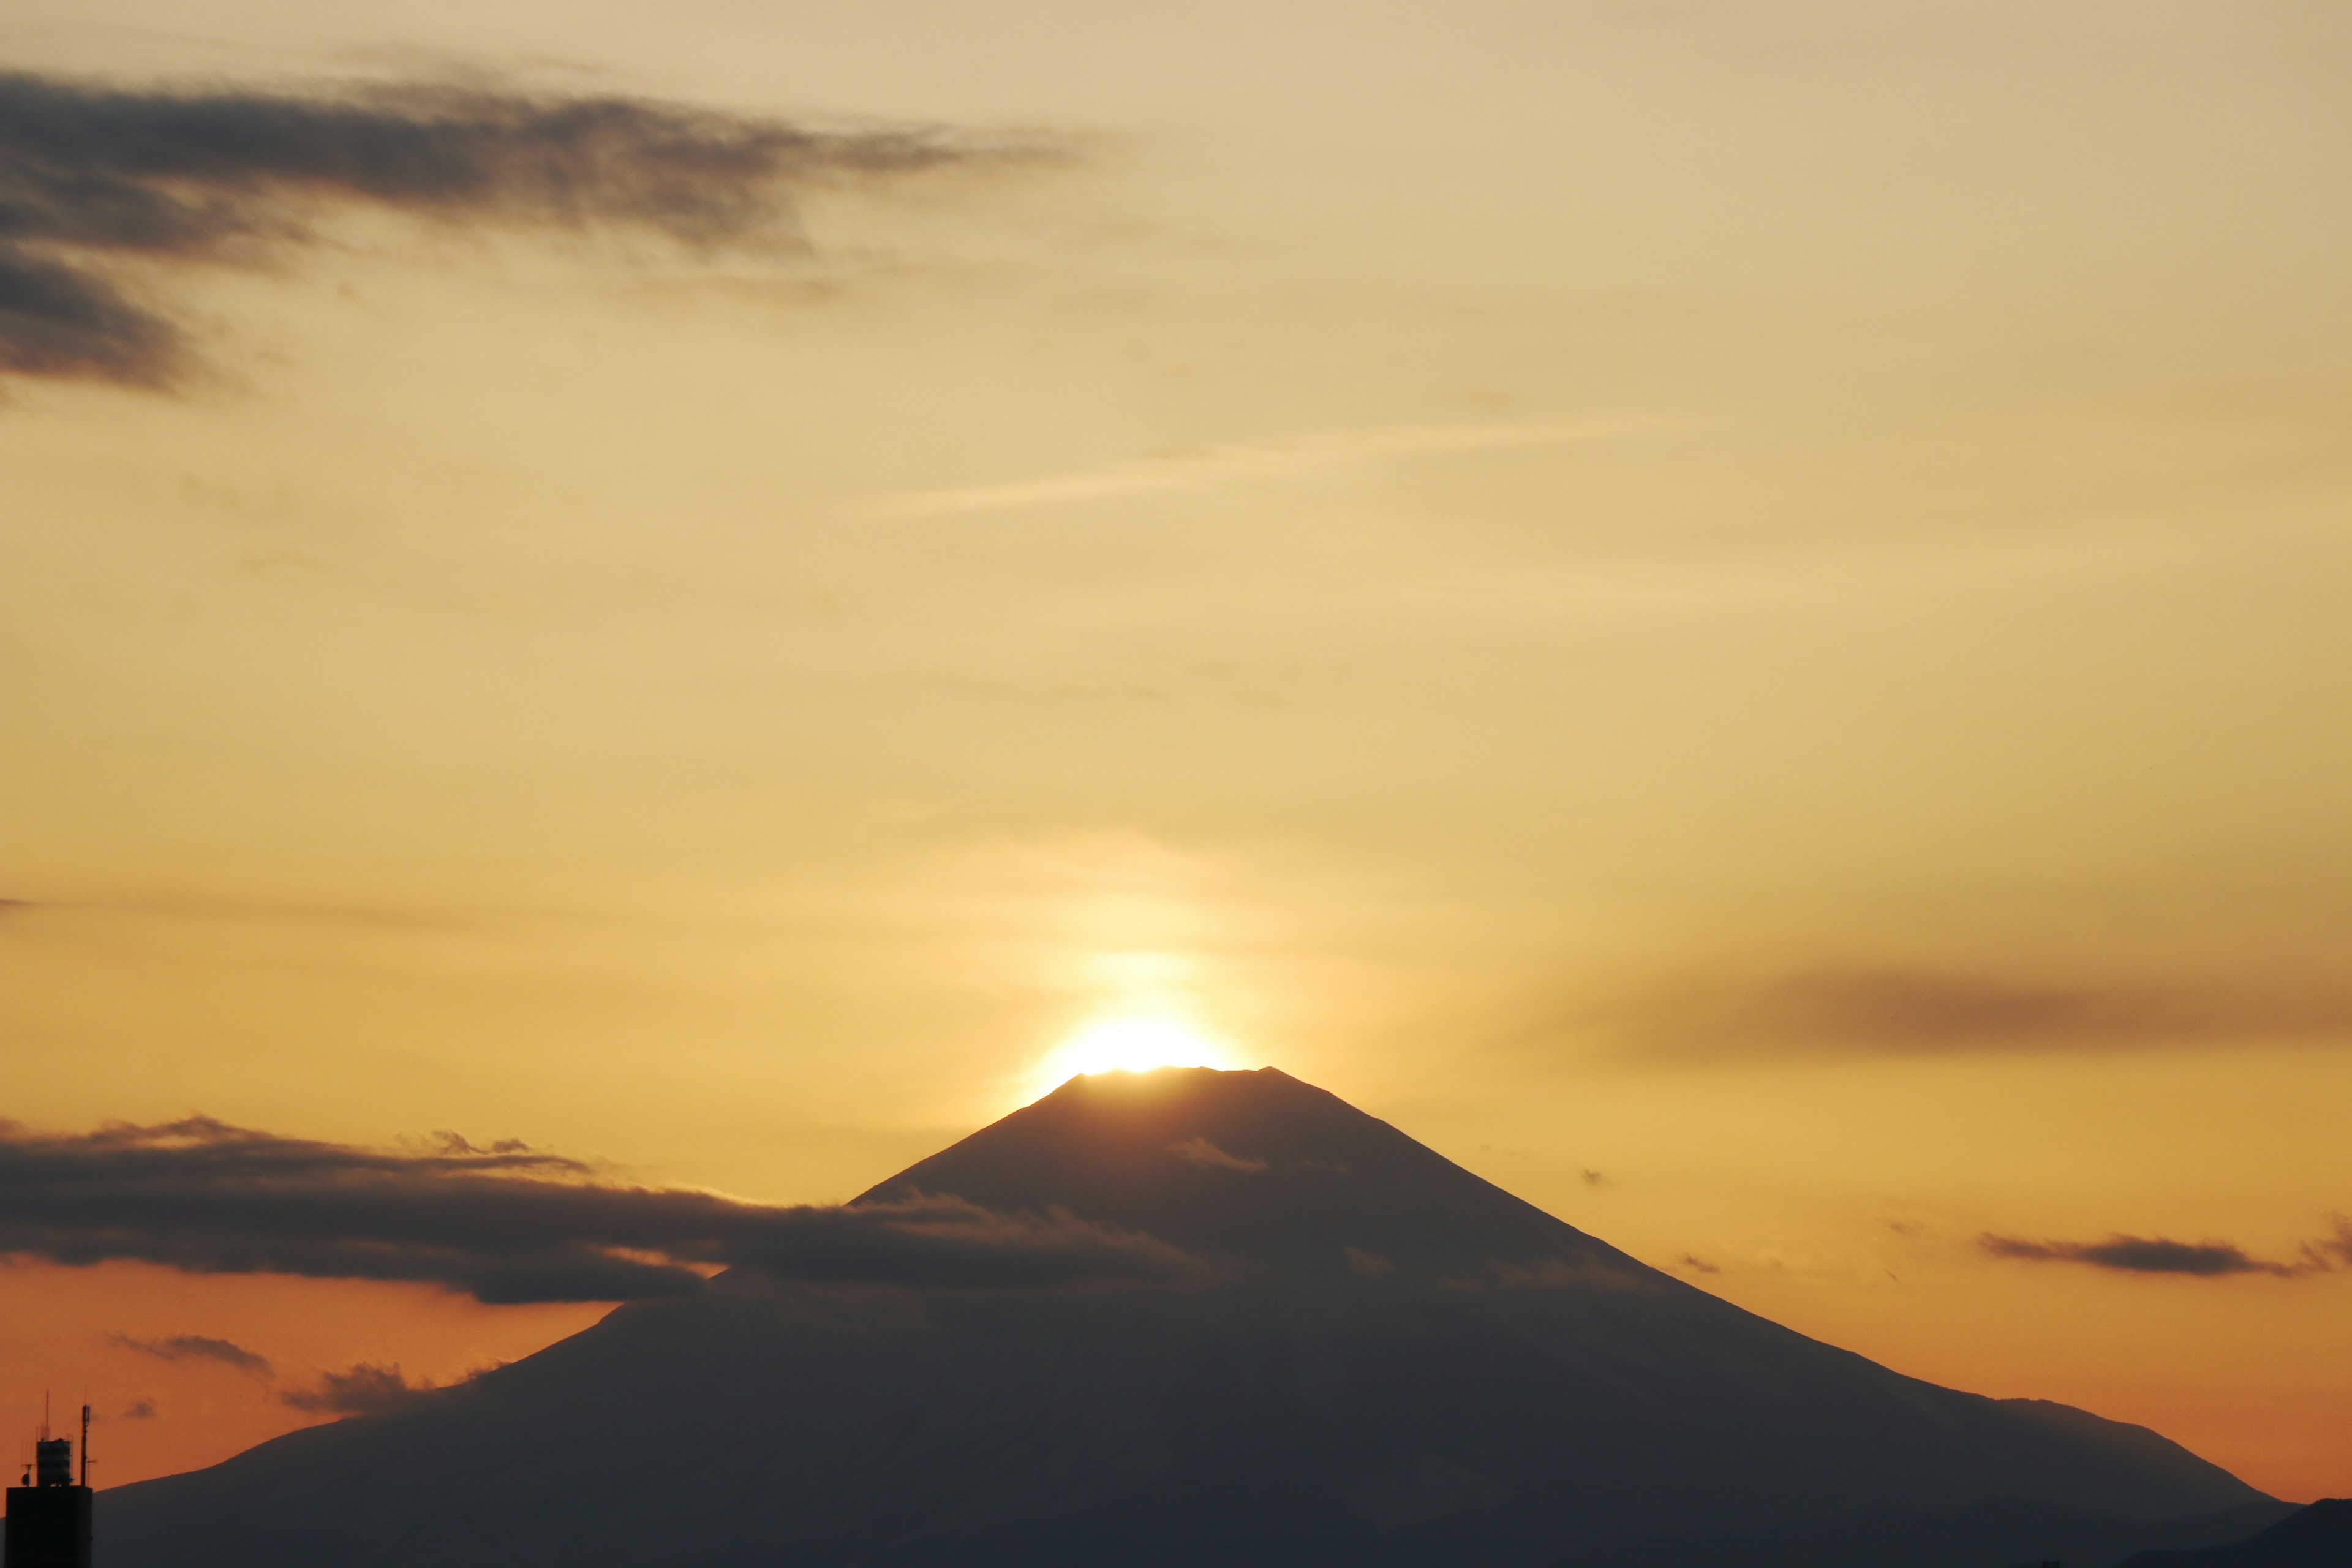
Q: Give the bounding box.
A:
[2,0,2349,1505]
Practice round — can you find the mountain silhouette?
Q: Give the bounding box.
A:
[2116,1499,2352,1568]
[1556,1498,2297,1568]
[104,1068,2269,1567]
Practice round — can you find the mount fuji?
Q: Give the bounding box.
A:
[103,1067,2272,1566]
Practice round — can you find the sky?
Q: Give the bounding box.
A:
[1,0,2349,1502]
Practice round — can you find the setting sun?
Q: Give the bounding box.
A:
[1030,1014,1238,1093]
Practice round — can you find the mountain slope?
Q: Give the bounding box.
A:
[1558,1499,2298,1568]
[2118,1499,2352,1568]
[102,1068,2269,1567]
[857,1066,1652,1276]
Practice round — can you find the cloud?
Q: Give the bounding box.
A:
[1676,1253,1721,1275]
[1169,1137,1267,1172]
[0,1115,1209,1303]
[0,70,1025,386]
[120,1398,157,1420]
[107,1332,274,1378]
[1979,1227,2342,1279]
[881,417,1678,516]
[277,1362,429,1417]
[1611,965,2352,1060]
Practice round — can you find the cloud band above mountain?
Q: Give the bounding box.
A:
[0,1116,1206,1302]
[0,70,1020,386]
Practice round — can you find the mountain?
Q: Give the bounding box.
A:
[2116,1499,2352,1568]
[102,1068,2269,1567]
[1558,1499,2297,1568]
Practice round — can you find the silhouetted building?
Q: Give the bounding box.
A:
[7,1409,94,1568]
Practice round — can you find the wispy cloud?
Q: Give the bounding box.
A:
[1980,1218,2352,1279]
[107,1332,274,1378]
[277,1362,430,1416]
[1167,1136,1267,1172]
[35,891,471,932]
[1607,965,2352,1061]
[109,1331,467,1418]
[0,70,1033,387]
[0,1115,1208,1303]
[881,416,1679,516]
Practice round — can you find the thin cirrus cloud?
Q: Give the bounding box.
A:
[1609,965,2352,1061]
[0,69,1034,388]
[880,417,1681,517]
[0,1116,1209,1304]
[1980,1223,2352,1280]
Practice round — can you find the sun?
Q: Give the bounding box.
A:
[1029,1014,1237,1095]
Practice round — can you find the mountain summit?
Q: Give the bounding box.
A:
[106,1068,2267,1567]
[861,1066,1648,1278]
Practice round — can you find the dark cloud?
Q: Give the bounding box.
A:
[278,1362,428,1417]
[120,1398,157,1419]
[1580,1169,1610,1188]
[0,70,1027,386]
[1615,965,2352,1060]
[0,1115,1205,1303]
[1980,1231,2326,1279]
[1676,1253,1721,1275]
[108,1332,274,1378]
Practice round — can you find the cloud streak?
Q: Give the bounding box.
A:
[0,1116,1207,1303]
[0,70,1019,386]
[1612,965,2352,1061]
[111,1332,464,1419]
[107,1332,274,1378]
[1980,1219,2352,1280]
[881,417,1678,516]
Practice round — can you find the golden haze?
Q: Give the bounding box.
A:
[1,0,2348,1502]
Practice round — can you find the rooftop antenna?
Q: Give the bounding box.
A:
[79,1400,89,1487]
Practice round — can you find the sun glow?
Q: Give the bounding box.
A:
[1030,1014,1237,1095]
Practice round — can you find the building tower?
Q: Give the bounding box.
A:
[6,1400,94,1568]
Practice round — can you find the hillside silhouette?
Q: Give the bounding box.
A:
[104,1068,2270,1566]
[2116,1499,2352,1568]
